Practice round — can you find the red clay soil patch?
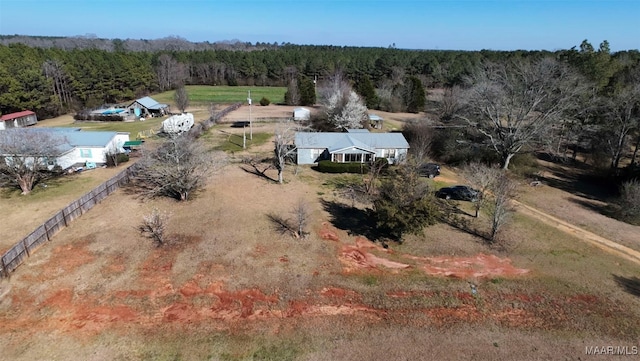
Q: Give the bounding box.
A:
[416,254,530,278]
[101,252,127,275]
[71,305,138,332]
[318,223,529,278]
[41,288,74,308]
[318,222,341,242]
[320,287,362,301]
[51,240,96,274]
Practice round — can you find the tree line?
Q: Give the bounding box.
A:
[1,37,639,174]
[5,36,633,119]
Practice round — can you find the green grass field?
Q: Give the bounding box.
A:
[153,85,287,106]
[61,117,165,136]
[213,132,272,152]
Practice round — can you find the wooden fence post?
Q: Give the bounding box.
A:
[22,239,30,257]
[62,208,68,227]
[0,256,6,278]
[44,224,51,242]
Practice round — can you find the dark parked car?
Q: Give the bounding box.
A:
[436,185,481,202]
[418,163,440,178]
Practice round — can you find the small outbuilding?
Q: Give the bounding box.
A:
[368,113,383,129]
[0,110,38,130]
[293,107,311,121]
[127,96,169,118]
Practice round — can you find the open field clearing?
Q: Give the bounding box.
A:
[1,160,639,360]
[153,85,288,106]
[2,104,640,360]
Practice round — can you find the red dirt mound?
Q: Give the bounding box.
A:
[319,223,529,278]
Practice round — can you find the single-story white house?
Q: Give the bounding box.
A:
[294,130,409,165]
[56,129,130,169]
[293,107,311,121]
[0,128,130,170]
[0,110,38,130]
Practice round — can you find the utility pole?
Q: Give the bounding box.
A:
[313,75,317,105]
[248,90,253,140]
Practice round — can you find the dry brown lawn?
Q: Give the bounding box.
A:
[1,106,640,360]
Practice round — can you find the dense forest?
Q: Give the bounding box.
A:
[1,36,639,177]
[3,35,637,119]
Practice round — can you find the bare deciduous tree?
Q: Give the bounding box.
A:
[156,54,188,91]
[273,122,297,184]
[402,121,435,165]
[598,84,640,169]
[461,162,517,241]
[138,208,171,247]
[292,199,310,238]
[267,199,310,239]
[0,129,67,195]
[438,86,466,121]
[488,172,517,242]
[461,162,501,218]
[459,58,584,170]
[133,134,226,201]
[362,159,388,197]
[174,86,189,113]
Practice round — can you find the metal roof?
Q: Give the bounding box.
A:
[64,130,118,147]
[1,110,36,122]
[132,96,167,110]
[295,132,409,150]
[3,128,122,155]
[327,135,375,153]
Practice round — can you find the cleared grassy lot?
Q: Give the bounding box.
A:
[153,85,287,106]
[2,104,639,360]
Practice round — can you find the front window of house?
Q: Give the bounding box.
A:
[80,149,92,158]
[345,154,362,162]
[382,149,396,158]
[312,148,323,161]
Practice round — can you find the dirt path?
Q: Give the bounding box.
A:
[513,200,640,265]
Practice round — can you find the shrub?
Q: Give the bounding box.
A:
[138,208,171,247]
[259,97,271,106]
[508,153,540,177]
[317,160,369,174]
[106,153,129,167]
[618,179,640,224]
[73,113,125,122]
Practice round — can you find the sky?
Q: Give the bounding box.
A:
[0,0,638,51]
